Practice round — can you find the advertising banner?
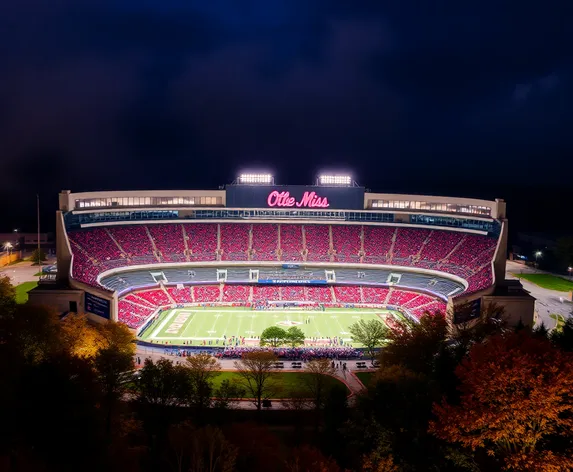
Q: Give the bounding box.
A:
[85,292,111,319]
[258,279,328,285]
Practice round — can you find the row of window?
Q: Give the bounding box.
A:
[369,200,492,216]
[65,209,497,234]
[75,196,222,209]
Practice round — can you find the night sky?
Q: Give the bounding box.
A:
[1,1,572,235]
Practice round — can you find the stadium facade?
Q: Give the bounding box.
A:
[29,178,535,335]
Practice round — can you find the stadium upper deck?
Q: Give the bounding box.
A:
[53,177,509,324]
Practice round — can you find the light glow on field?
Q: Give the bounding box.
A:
[139,307,403,347]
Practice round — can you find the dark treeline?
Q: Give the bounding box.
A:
[1,276,573,471]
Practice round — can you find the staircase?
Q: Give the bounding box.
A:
[441,234,468,265]
[105,228,127,257]
[144,226,161,262]
[388,228,398,263]
[384,287,393,305]
[181,224,191,262]
[216,224,222,261]
[162,284,175,304]
[330,286,337,303]
[301,226,308,261]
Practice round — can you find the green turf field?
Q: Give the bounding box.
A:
[139,306,401,347]
[513,273,573,292]
[15,281,38,304]
[212,371,350,398]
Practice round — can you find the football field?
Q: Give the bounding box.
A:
[138,306,403,347]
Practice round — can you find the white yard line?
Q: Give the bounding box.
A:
[150,310,175,338]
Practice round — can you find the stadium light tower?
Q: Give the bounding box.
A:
[237,173,274,185]
[317,174,353,186]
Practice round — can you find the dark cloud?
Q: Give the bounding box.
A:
[0,0,572,231]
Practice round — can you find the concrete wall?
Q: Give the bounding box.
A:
[27,288,84,314]
[0,251,21,267]
[482,295,536,327]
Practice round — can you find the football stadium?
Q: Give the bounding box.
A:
[31,173,535,355]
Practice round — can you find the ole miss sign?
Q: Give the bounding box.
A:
[267,190,329,208]
[225,185,365,210]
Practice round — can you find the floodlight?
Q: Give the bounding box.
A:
[318,174,352,186]
[238,173,274,184]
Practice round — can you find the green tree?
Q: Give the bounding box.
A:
[349,319,389,363]
[551,316,573,352]
[135,358,191,408]
[233,351,278,410]
[380,313,450,375]
[260,326,288,347]
[286,326,306,348]
[30,248,47,265]
[213,379,245,409]
[0,275,16,316]
[1,304,64,363]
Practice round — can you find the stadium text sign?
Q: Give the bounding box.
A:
[267,190,330,208]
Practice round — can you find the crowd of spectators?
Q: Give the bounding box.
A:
[218,346,364,360]
[69,223,498,295]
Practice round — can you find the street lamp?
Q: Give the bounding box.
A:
[568,266,572,278]
[535,251,542,271]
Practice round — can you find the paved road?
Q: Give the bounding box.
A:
[0,257,56,286]
[506,260,572,330]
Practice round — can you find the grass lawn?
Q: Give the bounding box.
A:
[513,273,573,292]
[549,313,566,332]
[15,281,38,304]
[211,371,350,398]
[354,371,375,387]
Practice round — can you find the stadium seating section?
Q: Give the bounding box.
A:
[117,284,448,329]
[69,223,498,295]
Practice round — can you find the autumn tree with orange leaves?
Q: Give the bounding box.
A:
[430,331,573,472]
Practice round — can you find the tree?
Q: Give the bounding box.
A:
[260,326,287,347]
[1,304,64,363]
[168,421,237,472]
[285,445,341,472]
[301,358,335,410]
[286,326,306,348]
[349,319,389,362]
[29,248,47,265]
[233,351,278,410]
[94,346,135,435]
[0,275,16,316]
[551,316,573,352]
[60,313,104,358]
[98,321,136,357]
[380,313,449,376]
[212,379,245,409]
[185,353,221,409]
[430,331,573,471]
[135,358,191,408]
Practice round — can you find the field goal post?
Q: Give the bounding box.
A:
[217,269,227,282]
[249,269,259,282]
[325,270,336,283]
